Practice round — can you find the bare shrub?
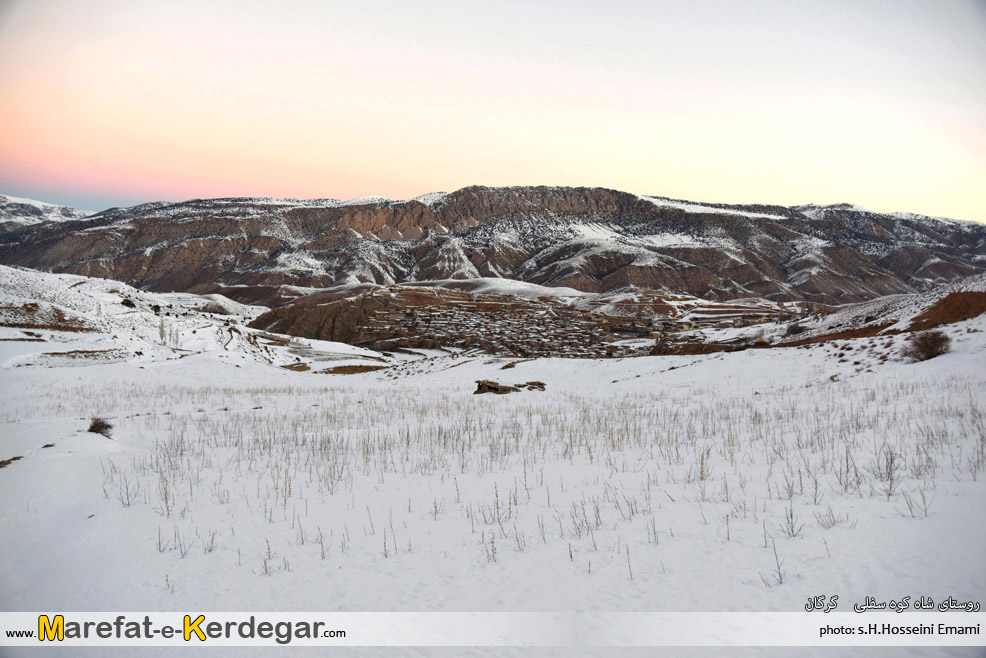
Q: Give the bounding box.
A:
[867,444,905,500]
[903,330,950,362]
[834,448,862,494]
[779,500,805,538]
[88,417,113,438]
[785,323,806,336]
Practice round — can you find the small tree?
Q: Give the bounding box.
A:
[903,330,950,362]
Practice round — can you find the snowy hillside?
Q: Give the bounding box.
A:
[1,266,985,657]
[0,194,90,234]
[783,272,986,343]
[0,265,386,371]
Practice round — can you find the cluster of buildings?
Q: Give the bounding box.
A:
[358,289,654,358]
[346,286,812,359]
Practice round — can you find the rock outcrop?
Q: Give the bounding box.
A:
[474,381,520,395]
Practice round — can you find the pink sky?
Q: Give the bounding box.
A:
[1,0,984,220]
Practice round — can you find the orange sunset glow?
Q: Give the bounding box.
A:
[1,0,985,220]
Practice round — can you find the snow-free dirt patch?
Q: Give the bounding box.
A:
[908,291,986,332]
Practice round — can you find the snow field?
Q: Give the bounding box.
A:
[2,351,984,618]
[2,264,985,657]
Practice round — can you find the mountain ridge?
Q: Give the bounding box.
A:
[2,185,984,306]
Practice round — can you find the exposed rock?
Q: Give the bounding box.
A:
[321,364,389,374]
[474,380,520,395]
[0,455,24,469]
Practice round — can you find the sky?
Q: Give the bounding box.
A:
[0,0,984,220]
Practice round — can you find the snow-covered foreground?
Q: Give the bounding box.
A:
[1,271,985,657]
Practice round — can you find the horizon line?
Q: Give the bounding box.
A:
[3,185,982,225]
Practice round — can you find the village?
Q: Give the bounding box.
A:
[354,286,810,358]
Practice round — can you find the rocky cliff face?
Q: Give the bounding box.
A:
[1,186,984,305]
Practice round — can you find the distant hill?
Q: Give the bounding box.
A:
[0,194,90,234]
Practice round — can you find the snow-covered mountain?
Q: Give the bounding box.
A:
[1,186,983,306]
[0,194,90,234]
